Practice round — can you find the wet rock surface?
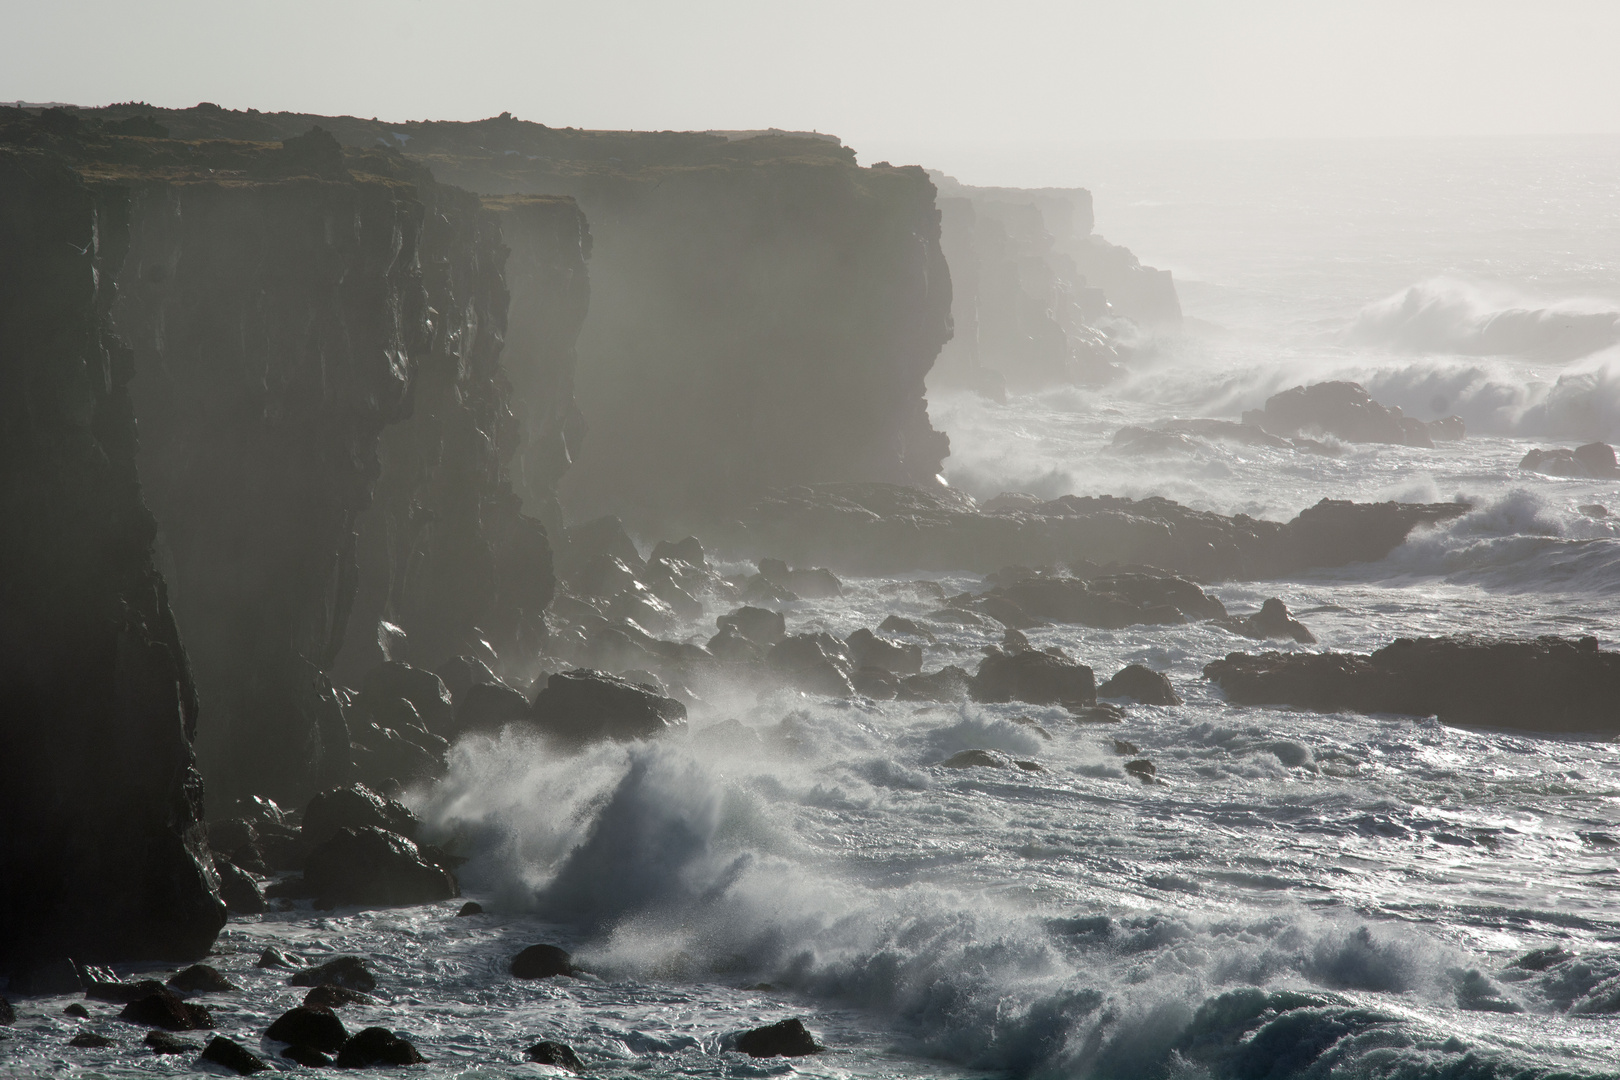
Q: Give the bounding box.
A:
[302,826,460,908]
[200,1035,271,1074]
[531,669,688,742]
[337,1026,427,1067]
[1520,442,1620,478]
[288,956,377,993]
[116,989,214,1030]
[1219,598,1317,644]
[735,1017,823,1058]
[1242,381,1457,447]
[1205,635,1620,731]
[511,944,579,979]
[972,650,1096,708]
[1098,664,1183,705]
[527,1040,585,1070]
[266,1005,347,1053]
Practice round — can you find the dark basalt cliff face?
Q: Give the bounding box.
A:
[3,114,575,801]
[74,106,954,529]
[0,148,226,963]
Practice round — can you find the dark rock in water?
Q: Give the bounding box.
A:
[9,958,92,996]
[940,749,1013,770]
[301,783,419,847]
[69,1031,115,1048]
[200,1035,271,1074]
[288,956,377,993]
[168,965,235,993]
[360,663,457,739]
[511,944,579,980]
[1223,598,1317,644]
[336,1026,427,1067]
[531,669,687,742]
[897,665,974,702]
[1071,704,1128,723]
[1098,665,1182,706]
[304,826,459,908]
[457,901,485,917]
[980,571,1227,629]
[729,482,1466,581]
[1124,759,1157,781]
[1243,381,1435,447]
[0,156,227,968]
[1579,503,1609,518]
[1113,739,1140,755]
[453,680,535,736]
[651,536,705,568]
[1514,947,1575,972]
[216,857,268,915]
[741,574,801,605]
[768,634,856,697]
[1110,426,1200,456]
[846,629,923,675]
[708,623,766,662]
[0,997,12,1025]
[759,558,844,599]
[303,984,373,1009]
[257,947,298,970]
[527,1039,584,1071]
[1520,442,1620,478]
[1428,415,1467,441]
[878,615,936,642]
[735,1017,823,1058]
[88,979,167,1003]
[281,1044,334,1067]
[267,1005,348,1053]
[64,1002,89,1018]
[1204,635,1620,731]
[972,651,1096,709]
[116,989,214,1030]
[717,606,787,646]
[851,666,902,699]
[145,1030,198,1054]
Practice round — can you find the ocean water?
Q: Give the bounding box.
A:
[7,136,1620,1079]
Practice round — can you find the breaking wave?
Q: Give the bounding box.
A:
[1348,278,1620,361]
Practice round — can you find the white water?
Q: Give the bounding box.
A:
[7,136,1620,1079]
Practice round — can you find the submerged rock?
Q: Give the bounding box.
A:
[200,1035,271,1074]
[116,989,214,1031]
[1204,635,1620,731]
[511,944,579,980]
[735,1017,823,1058]
[457,901,485,917]
[527,1040,585,1071]
[980,571,1228,629]
[288,956,377,993]
[63,1003,89,1019]
[266,1005,347,1053]
[303,985,374,1009]
[1098,664,1182,705]
[69,1031,115,1048]
[336,1026,427,1067]
[167,965,235,993]
[972,651,1096,709]
[144,1030,198,1054]
[303,827,458,908]
[530,669,687,742]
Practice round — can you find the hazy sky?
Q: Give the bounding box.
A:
[8,0,1620,185]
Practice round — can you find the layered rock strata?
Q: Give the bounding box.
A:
[0,146,226,964]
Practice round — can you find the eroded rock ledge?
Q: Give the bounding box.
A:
[1204,636,1620,732]
[720,482,1469,579]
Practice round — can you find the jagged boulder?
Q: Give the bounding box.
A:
[287,956,377,993]
[301,784,419,847]
[302,827,458,908]
[1098,665,1182,705]
[768,634,856,697]
[358,663,455,738]
[897,666,974,702]
[735,1018,823,1058]
[1243,381,1436,446]
[527,1040,584,1071]
[266,1005,347,1053]
[530,669,687,742]
[845,629,923,675]
[1520,442,1620,478]
[452,680,534,736]
[716,606,787,647]
[1223,598,1317,644]
[1205,635,1620,731]
[758,558,843,599]
[971,651,1096,708]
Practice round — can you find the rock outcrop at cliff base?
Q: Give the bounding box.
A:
[1204,635,1620,732]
